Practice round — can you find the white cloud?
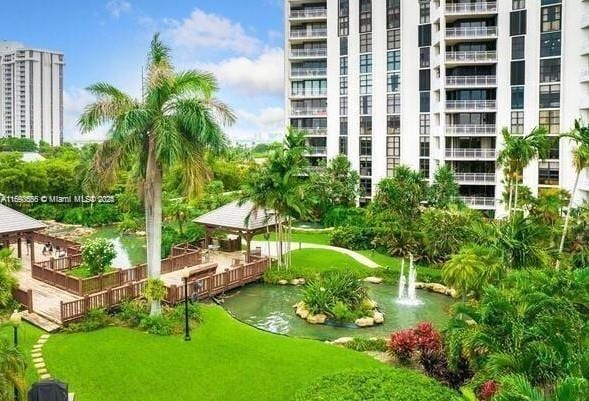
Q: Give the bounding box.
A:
[165,9,261,55]
[106,0,131,18]
[226,107,284,141]
[63,88,108,141]
[196,48,284,96]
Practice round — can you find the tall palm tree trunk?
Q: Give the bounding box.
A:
[557,170,580,269]
[507,177,514,216]
[145,138,163,315]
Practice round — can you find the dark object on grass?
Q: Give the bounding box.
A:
[28,379,68,401]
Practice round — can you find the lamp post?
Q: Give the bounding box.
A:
[181,269,191,342]
[9,310,22,401]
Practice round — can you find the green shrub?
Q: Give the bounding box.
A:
[322,207,366,228]
[294,369,462,401]
[331,301,359,322]
[343,337,388,352]
[330,226,380,250]
[168,302,202,323]
[28,204,64,221]
[64,309,111,333]
[144,278,167,303]
[117,299,149,327]
[139,315,173,336]
[81,238,116,276]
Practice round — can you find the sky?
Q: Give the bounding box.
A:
[1,0,286,143]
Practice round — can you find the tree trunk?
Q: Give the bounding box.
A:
[507,177,514,216]
[145,137,163,315]
[557,170,580,269]
[514,176,519,212]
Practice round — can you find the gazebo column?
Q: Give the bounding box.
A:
[17,236,22,258]
[244,232,253,263]
[28,233,36,263]
[204,228,211,248]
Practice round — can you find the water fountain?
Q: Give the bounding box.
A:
[396,254,423,306]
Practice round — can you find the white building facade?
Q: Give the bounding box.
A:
[0,41,64,146]
[285,0,589,214]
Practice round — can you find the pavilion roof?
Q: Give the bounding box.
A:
[193,200,279,233]
[0,204,46,236]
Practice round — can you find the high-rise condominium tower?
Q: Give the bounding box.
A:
[284,0,589,215]
[0,41,64,146]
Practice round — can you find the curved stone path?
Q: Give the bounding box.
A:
[250,240,381,268]
[31,334,51,380]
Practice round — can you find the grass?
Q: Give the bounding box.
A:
[253,231,331,245]
[43,306,388,401]
[0,322,43,385]
[357,250,443,283]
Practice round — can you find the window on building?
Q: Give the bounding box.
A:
[387,136,400,157]
[418,25,431,47]
[420,137,430,157]
[387,158,400,176]
[340,117,348,136]
[340,57,348,75]
[339,0,349,36]
[360,136,372,155]
[511,111,524,134]
[387,50,400,71]
[360,178,372,197]
[419,159,430,178]
[387,115,400,135]
[420,92,430,112]
[420,47,430,68]
[360,0,372,33]
[419,0,430,24]
[547,136,560,159]
[360,54,372,73]
[387,29,401,50]
[511,86,524,109]
[359,159,372,177]
[541,5,561,32]
[539,84,560,108]
[340,37,348,56]
[512,0,525,10]
[540,32,561,57]
[340,77,348,95]
[387,94,401,114]
[538,161,559,186]
[360,116,372,136]
[359,34,372,53]
[510,10,527,36]
[511,36,525,60]
[339,136,348,155]
[539,110,560,134]
[360,95,372,115]
[539,58,561,83]
[387,73,400,92]
[419,69,431,91]
[386,0,400,29]
[419,114,430,135]
[339,97,348,116]
[511,61,525,85]
[360,75,372,94]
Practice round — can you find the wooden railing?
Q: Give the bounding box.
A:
[12,288,33,313]
[33,232,81,254]
[33,246,201,296]
[60,256,270,324]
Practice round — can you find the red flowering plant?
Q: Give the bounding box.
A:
[387,328,418,364]
[478,380,499,401]
[413,322,442,353]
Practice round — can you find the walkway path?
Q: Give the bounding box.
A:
[250,240,380,268]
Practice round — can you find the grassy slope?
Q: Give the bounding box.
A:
[253,231,331,245]
[357,250,443,282]
[0,322,43,385]
[43,306,386,401]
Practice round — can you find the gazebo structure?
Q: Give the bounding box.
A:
[0,204,46,262]
[193,200,279,261]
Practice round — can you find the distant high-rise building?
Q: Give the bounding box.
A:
[284,0,589,215]
[0,41,64,146]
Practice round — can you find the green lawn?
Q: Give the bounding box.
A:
[43,306,388,401]
[0,322,43,385]
[357,250,443,283]
[287,248,374,278]
[253,231,331,245]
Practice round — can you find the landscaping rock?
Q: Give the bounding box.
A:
[355,317,375,327]
[135,231,146,236]
[294,302,310,319]
[425,283,449,295]
[414,282,426,289]
[307,313,327,324]
[373,311,384,324]
[331,337,354,345]
[297,278,305,285]
[278,280,288,285]
[40,374,51,380]
[290,279,301,286]
[364,276,384,284]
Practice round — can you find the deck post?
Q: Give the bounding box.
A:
[26,289,33,313]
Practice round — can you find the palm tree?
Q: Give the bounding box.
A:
[497,127,550,215]
[558,120,589,264]
[0,337,26,401]
[494,374,588,401]
[79,34,234,314]
[442,244,502,300]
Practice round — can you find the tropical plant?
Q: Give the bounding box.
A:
[165,199,190,235]
[144,278,167,305]
[428,165,461,209]
[497,127,550,215]
[0,249,20,308]
[0,337,26,401]
[493,375,588,401]
[558,120,589,265]
[442,244,502,300]
[79,34,234,314]
[81,238,116,276]
[240,128,309,268]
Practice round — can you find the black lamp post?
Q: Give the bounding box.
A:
[10,310,21,401]
[181,270,191,341]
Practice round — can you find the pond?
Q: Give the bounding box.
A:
[89,226,147,268]
[222,283,453,341]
